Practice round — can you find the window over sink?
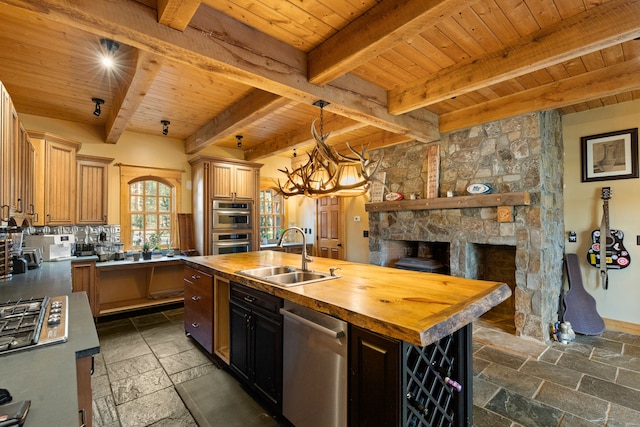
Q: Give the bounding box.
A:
[118,164,182,250]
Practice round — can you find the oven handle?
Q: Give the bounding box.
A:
[213,240,251,247]
[213,209,251,215]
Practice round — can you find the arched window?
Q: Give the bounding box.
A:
[129,178,172,249]
[119,165,182,250]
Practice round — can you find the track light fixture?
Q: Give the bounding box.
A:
[99,38,120,68]
[161,120,170,136]
[236,135,243,148]
[91,98,104,117]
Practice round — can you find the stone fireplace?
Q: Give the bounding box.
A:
[367,111,565,342]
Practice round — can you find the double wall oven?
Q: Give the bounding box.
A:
[211,200,253,255]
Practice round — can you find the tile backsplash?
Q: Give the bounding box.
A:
[25,224,121,245]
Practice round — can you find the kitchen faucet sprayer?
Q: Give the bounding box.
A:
[278,226,312,271]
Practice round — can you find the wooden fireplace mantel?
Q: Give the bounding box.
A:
[364,192,530,213]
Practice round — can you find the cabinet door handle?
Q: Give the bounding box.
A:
[191,296,201,301]
[243,296,256,303]
[191,322,200,328]
[79,408,87,427]
[191,274,200,280]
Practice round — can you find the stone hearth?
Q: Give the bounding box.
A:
[368,111,565,342]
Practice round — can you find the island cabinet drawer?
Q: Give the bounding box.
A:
[184,265,212,286]
[230,282,282,317]
[184,266,214,353]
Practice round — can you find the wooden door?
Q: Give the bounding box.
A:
[316,196,345,260]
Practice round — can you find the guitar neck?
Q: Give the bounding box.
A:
[602,199,610,234]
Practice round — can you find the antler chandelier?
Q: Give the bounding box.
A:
[277,100,382,198]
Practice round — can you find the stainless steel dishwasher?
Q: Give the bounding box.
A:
[280,300,348,427]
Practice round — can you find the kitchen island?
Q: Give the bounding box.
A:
[186,251,510,346]
[184,251,511,426]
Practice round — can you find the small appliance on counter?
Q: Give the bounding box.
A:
[23,234,75,262]
[22,247,43,269]
[10,255,28,274]
[74,243,95,257]
[113,243,125,261]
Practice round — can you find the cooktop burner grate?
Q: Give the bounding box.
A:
[0,296,68,355]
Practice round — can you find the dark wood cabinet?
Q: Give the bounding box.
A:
[229,282,283,412]
[349,324,401,427]
[184,265,214,353]
[76,355,94,427]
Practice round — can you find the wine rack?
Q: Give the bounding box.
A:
[403,324,473,427]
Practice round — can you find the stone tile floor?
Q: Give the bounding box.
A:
[92,306,640,426]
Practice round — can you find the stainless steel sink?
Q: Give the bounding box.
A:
[235,266,337,287]
[266,271,329,285]
[237,265,296,278]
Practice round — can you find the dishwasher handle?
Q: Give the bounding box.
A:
[280,307,345,339]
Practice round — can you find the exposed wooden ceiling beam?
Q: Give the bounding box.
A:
[2,0,439,146]
[389,0,640,115]
[307,0,470,86]
[157,0,201,31]
[440,57,640,133]
[105,50,164,144]
[244,115,366,161]
[186,90,289,154]
[330,130,413,156]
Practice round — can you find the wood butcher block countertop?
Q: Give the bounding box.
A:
[186,251,511,347]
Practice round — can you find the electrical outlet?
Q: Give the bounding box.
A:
[363,230,369,238]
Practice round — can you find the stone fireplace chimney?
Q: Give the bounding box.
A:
[367,111,564,342]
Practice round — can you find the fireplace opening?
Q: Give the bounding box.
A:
[467,243,516,333]
[381,240,450,274]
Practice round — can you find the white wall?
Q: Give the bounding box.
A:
[563,99,640,326]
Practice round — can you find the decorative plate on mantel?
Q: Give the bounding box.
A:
[466,183,493,195]
[385,192,404,201]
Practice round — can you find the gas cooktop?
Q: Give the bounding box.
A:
[0,296,68,355]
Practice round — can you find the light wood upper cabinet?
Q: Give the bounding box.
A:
[76,155,113,224]
[209,161,257,200]
[29,131,81,226]
[189,155,262,255]
[0,84,12,218]
[0,82,36,223]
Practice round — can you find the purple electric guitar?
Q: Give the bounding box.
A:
[586,187,630,289]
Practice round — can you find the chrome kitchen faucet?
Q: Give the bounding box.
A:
[278,226,312,272]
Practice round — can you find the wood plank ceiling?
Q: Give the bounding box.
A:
[0,0,639,160]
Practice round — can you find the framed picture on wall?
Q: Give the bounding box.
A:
[581,128,639,182]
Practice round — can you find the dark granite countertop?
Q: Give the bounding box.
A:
[0,261,100,426]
